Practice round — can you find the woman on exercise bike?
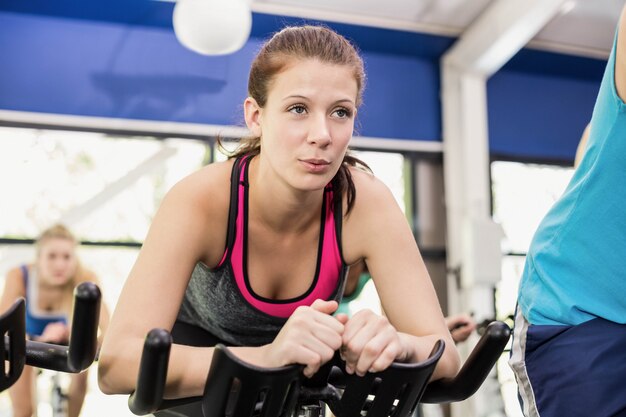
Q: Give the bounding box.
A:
[0,224,110,417]
[98,25,460,400]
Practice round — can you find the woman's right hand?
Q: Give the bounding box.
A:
[262,299,346,377]
[38,321,70,344]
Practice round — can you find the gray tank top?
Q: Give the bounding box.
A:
[176,156,348,347]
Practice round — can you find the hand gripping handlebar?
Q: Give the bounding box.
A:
[129,321,510,417]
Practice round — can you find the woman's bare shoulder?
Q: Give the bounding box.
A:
[5,265,25,278]
[342,166,401,262]
[177,159,234,191]
[0,266,27,308]
[4,266,26,286]
[348,165,395,206]
[149,159,237,266]
[168,159,235,212]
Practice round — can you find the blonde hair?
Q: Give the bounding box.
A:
[35,224,87,288]
[36,224,77,252]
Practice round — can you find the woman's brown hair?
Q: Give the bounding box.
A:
[221,25,371,213]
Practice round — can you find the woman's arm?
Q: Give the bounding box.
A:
[98,163,233,398]
[96,291,111,346]
[342,170,460,380]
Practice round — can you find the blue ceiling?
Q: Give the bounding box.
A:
[0,0,609,162]
[0,0,606,80]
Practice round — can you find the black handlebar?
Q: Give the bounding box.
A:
[70,281,102,371]
[128,320,511,416]
[421,321,511,403]
[0,298,26,391]
[128,328,175,415]
[25,282,102,373]
[1,281,102,391]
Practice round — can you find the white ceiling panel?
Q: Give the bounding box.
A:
[251,0,626,58]
[250,0,491,35]
[532,0,625,57]
[409,0,493,29]
[260,0,428,22]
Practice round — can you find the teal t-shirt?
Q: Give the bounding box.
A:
[518,29,626,326]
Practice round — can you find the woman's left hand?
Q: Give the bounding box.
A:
[340,309,411,376]
[39,321,70,344]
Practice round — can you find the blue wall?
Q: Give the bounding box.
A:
[0,12,443,141]
[0,12,255,127]
[488,70,600,162]
[0,4,609,162]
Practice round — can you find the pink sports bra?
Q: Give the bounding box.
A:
[216,155,345,318]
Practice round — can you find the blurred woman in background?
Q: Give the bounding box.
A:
[0,224,110,417]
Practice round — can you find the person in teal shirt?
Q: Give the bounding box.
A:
[510,5,626,416]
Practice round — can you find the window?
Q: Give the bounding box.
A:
[491,160,575,317]
[491,160,575,417]
[0,126,208,242]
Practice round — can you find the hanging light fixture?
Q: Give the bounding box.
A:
[173,0,252,55]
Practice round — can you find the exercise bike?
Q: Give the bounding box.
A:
[127,320,511,417]
[0,282,101,416]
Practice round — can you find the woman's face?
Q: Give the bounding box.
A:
[247,58,358,192]
[37,237,77,286]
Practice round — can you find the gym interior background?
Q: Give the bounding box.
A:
[0,0,621,416]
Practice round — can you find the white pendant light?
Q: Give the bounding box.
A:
[173,0,252,55]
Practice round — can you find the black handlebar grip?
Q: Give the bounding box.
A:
[421,321,511,403]
[128,328,172,415]
[68,282,101,372]
[0,299,27,391]
[25,282,101,373]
